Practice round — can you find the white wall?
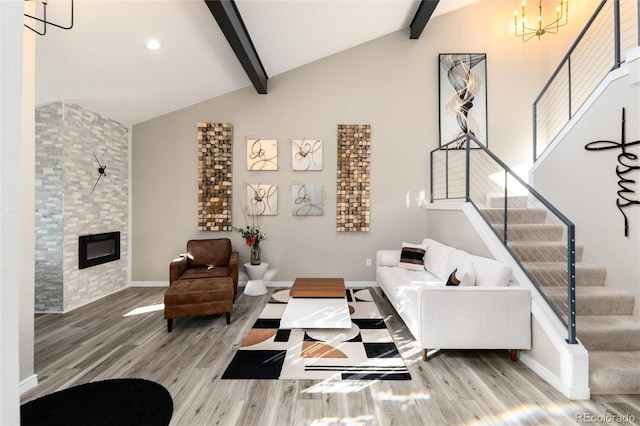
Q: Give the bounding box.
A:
[532,59,640,314]
[20,6,36,387]
[131,0,596,284]
[1,1,26,423]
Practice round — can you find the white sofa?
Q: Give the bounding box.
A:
[376,238,531,361]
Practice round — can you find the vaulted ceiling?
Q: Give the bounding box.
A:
[33,0,477,125]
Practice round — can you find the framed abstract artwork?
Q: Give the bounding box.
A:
[246,139,278,170]
[439,53,487,148]
[291,183,325,216]
[246,183,278,216]
[291,138,323,171]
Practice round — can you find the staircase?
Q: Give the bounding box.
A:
[482,195,640,395]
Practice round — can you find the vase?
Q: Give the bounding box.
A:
[250,242,261,265]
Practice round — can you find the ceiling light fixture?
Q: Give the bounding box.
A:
[24,0,74,36]
[145,39,162,51]
[514,0,568,42]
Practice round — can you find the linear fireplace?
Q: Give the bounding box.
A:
[78,232,121,269]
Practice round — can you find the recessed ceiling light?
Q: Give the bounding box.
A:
[145,39,162,50]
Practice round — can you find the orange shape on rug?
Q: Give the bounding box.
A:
[301,341,348,358]
[241,329,277,347]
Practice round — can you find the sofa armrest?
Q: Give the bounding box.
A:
[419,287,531,350]
[376,250,401,267]
[169,255,188,285]
[229,251,239,295]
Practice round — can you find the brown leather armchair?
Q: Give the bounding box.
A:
[164,238,239,332]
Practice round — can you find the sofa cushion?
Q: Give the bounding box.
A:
[164,277,234,306]
[391,266,444,287]
[398,242,427,271]
[423,239,455,280]
[471,256,513,286]
[445,250,476,286]
[455,260,476,286]
[180,266,230,281]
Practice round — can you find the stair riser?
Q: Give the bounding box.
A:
[482,209,547,225]
[590,375,640,395]
[527,267,607,287]
[486,194,529,208]
[589,352,640,395]
[579,329,640,351]
[493,225,564,241]
[544,294,635,315]
[510,245,584,263]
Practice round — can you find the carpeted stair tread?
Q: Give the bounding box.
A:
[492,223,564,241]
[542,287,635,315]
[577,315,640,351]
[522,262,607,287]
[480,208,547,224]
[588,351,640,394]
[509,240,584,263]
[483,197,637,395]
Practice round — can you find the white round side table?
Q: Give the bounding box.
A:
[243,262,269,296]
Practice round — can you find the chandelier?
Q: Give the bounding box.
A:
[24,0,74,36]
[514,0,569,42]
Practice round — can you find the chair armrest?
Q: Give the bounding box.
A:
[169,255,188,285]
[229,251,239,295]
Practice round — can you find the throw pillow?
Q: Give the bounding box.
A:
[398,242,427,271]
[455,258,476,286]
[446,269,461,286]
[445,249,476,286]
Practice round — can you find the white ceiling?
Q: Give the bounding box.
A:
[34,0,476,125]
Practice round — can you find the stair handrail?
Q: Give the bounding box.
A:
[431,133,577,344]
[534,0,639,161]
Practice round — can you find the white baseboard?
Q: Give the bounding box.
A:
[129,281,169,287]
[519,353,568,394]
[20,374,38,395]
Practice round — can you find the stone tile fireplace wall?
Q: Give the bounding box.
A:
[35,102,129,312]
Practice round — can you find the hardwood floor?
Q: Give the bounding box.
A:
[21,287,640,426]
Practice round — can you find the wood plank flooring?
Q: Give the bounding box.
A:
[21,287,640,425]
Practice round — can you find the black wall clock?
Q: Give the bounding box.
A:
[91,152,107,194]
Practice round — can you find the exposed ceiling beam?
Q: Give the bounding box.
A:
[204,0,268,94]
[409,0,439,39]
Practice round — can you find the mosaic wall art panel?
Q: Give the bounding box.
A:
[247,138,278,170]
[246,183,278,216]
[336,124,371,232]
[198,123,233,231]
[291,138,323,170]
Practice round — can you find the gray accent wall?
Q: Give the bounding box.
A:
[131,1,597,283]
[35,102,129,312]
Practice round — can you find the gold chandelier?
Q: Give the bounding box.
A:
[514,0,569,42]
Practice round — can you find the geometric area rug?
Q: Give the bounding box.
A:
[222,288,411,381]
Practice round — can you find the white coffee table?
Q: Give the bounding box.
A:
[243,262,268,296]
[280,277,351,329]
